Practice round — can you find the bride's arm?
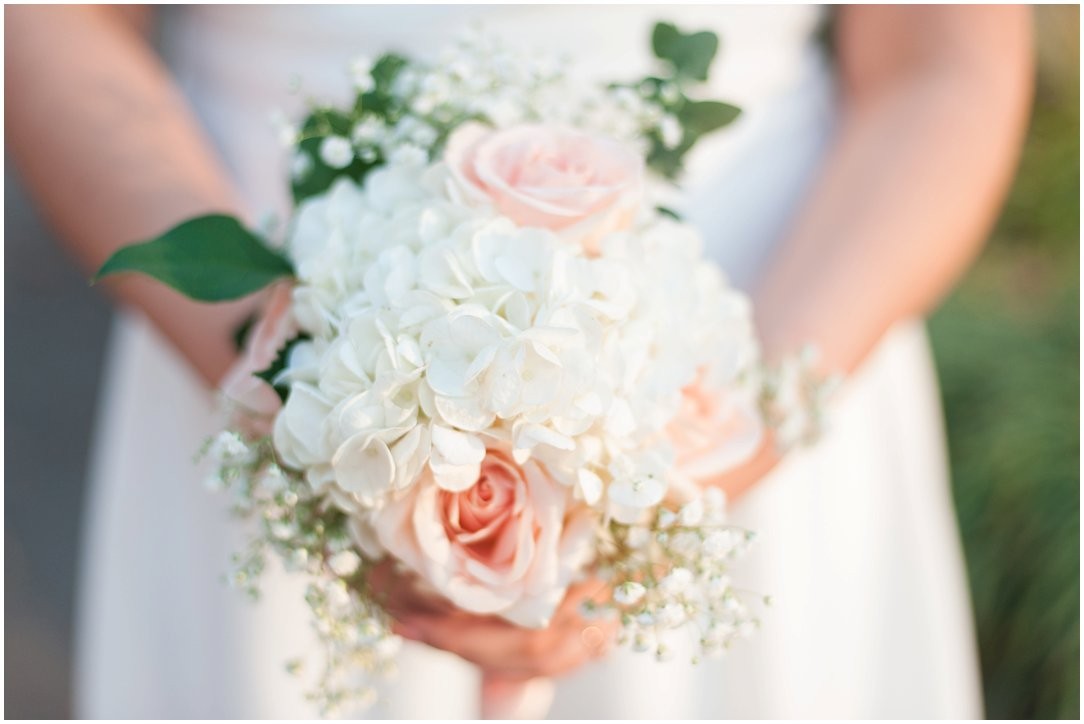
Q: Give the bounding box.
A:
[387,6,1035,676]
[712,5,1034,500]
[756,5,1033,372]
[6,5,256,387]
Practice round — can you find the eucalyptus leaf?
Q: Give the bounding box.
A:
[651,22,719,82]
[95,214,294,302]
[679,100,742,136]
[647,139,691,178]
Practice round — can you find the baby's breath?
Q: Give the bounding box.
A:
[202,433,400,715]
[593,490,764,664]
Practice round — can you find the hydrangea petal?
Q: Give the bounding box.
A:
[332,433,396,504]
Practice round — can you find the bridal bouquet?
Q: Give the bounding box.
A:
[98,22,825,714]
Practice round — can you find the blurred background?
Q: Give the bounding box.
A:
[4,5,1079,719]
[925,6,1080,718]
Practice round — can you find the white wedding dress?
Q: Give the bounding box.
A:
[74,5,984,718]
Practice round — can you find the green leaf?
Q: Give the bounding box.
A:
[255,332,311,403]
[95,215,294,302]
[370,53,408,91]
[679,99,742,136]
[647,140,690,178]
[656,205,683,221]
[352,53,409,121]
[652,22,719,82]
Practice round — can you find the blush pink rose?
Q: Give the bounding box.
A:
[371,446,595,628]
[444,122,644,253]
[220,282,297,434]
[667,374,764,495]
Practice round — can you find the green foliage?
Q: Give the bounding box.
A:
[656,206,682,221]
[369,53,409,92]
[290,51,482,204]
[638,22,742,178]
[679,99,742,136]
[354,53,409,120]
[95,215,293,302]
[928,9,1079,717]
[644,96,742,178]
[291,53,414,205]
[652,22,719,82]
[255,333,311,403]
[291,108,382,205]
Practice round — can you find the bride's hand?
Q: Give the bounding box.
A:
[368,561,616,678]
[364,437,780,677]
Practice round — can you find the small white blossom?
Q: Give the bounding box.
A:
[659,114,683,149]
[613,581,647,606]
[702,529,736,559]
[209,430,250,462]
[667,530,701,556]
[660,567,694,595]
[291,151,313,180]
[287,548,309,570]
[328,550,362,577]
[350,56,375,92]
[388,143,427,167]
[270,521,296,540]
[703,486,727,522]
[325,580,352,608]
[352,118,385,146]
[259,465,287,492]
[707,575,732,598]
[679,498,704,527]
[632,631,656,653]
[269,110,298,147]
[203,471,225,491]
[658,602,687,627]
[319,135,355,169]
[657,508,678,529]
[625,525,651,549]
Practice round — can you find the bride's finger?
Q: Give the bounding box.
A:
[366,560,457,616]
[392,612,601,677]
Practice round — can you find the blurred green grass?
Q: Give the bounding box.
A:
[927,6,1080,719]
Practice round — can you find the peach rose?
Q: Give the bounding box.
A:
[220,282,297,433]
[667,375,764,496]
[371,446,595,627]
[444,122,644,253]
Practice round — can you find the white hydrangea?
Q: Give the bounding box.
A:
[273,158,758,516]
